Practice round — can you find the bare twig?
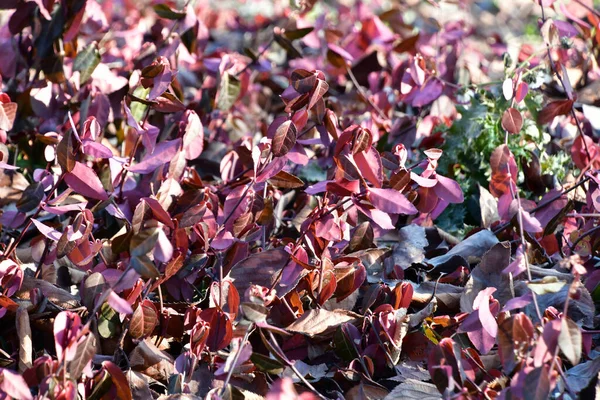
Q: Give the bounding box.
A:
[345,64,389,121]
[539,3,592,161]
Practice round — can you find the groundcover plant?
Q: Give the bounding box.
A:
[2,0,600,398]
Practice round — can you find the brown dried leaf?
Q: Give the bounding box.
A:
[130,300,159,339]
[268,170,305,189]
[227,248,291,298]
[17,277,80,309]
[286,309,361,337]
[460,242,511,312]
[68,333,96,380]
[16,307,32,372]
[129,339,174,382]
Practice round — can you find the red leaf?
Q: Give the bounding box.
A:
[308,79,329,110]
[368,187,418,215]
[209,280,240,319]
[199,308,233,351]
[290,69,317,94]
[489,145,517,197]
[143,197,174,228]
[272,120,297,157]
[501,107,523,134]
[129,299,158,339]
[571,134,598,170]
[537,99,574,125]
[353,147,383,188]
[515,82,529,103]
[102,361,133,400]
[64,161,108,201]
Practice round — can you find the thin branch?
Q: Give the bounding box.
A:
[345,64,389,121]
[2,174,64,260]
[539,3,592,161]
[219,324,255,396]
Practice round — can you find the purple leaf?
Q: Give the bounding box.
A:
[368,187,418,215]
[182,110,204,160]
[354,200,395,229]
[0,369,33,400]
[533,319,561,367]
[305,180,330,195]
[521,209,543,233]
[107,290,133,315]
[434,174,464,204]
[128,138,182,174]
[503,245,526,277]
[31,219,62,241]
[0,161,19,170]
[502,292,533,312]
[54,311,81,362]
[411,78,443,107]
[154,228,174,263]
[466,322,496,355]
[474,287,498,339]
[256,156,287,183]
[82,140,113,158]
[64,161,108,201]
[410,172,438,188]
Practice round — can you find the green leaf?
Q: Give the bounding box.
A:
[98,303,119,339]
[131,255,161,279]
[130,87,151,123]
[250,353,285,374]
[153,4,186,20]
[74,42,100,85]
[333,324,360,362]
[216,72,240,111]
[283,27,314,40]
[130,228,160,258]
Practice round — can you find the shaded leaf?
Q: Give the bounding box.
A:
[16,307,32,372]
[153,4,186,19]
[227,248,291,298]
[384,379,441,400]
[217,72,241,111]
[74,42,100,85]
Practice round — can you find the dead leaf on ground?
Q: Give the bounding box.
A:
[286,309,361,337]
